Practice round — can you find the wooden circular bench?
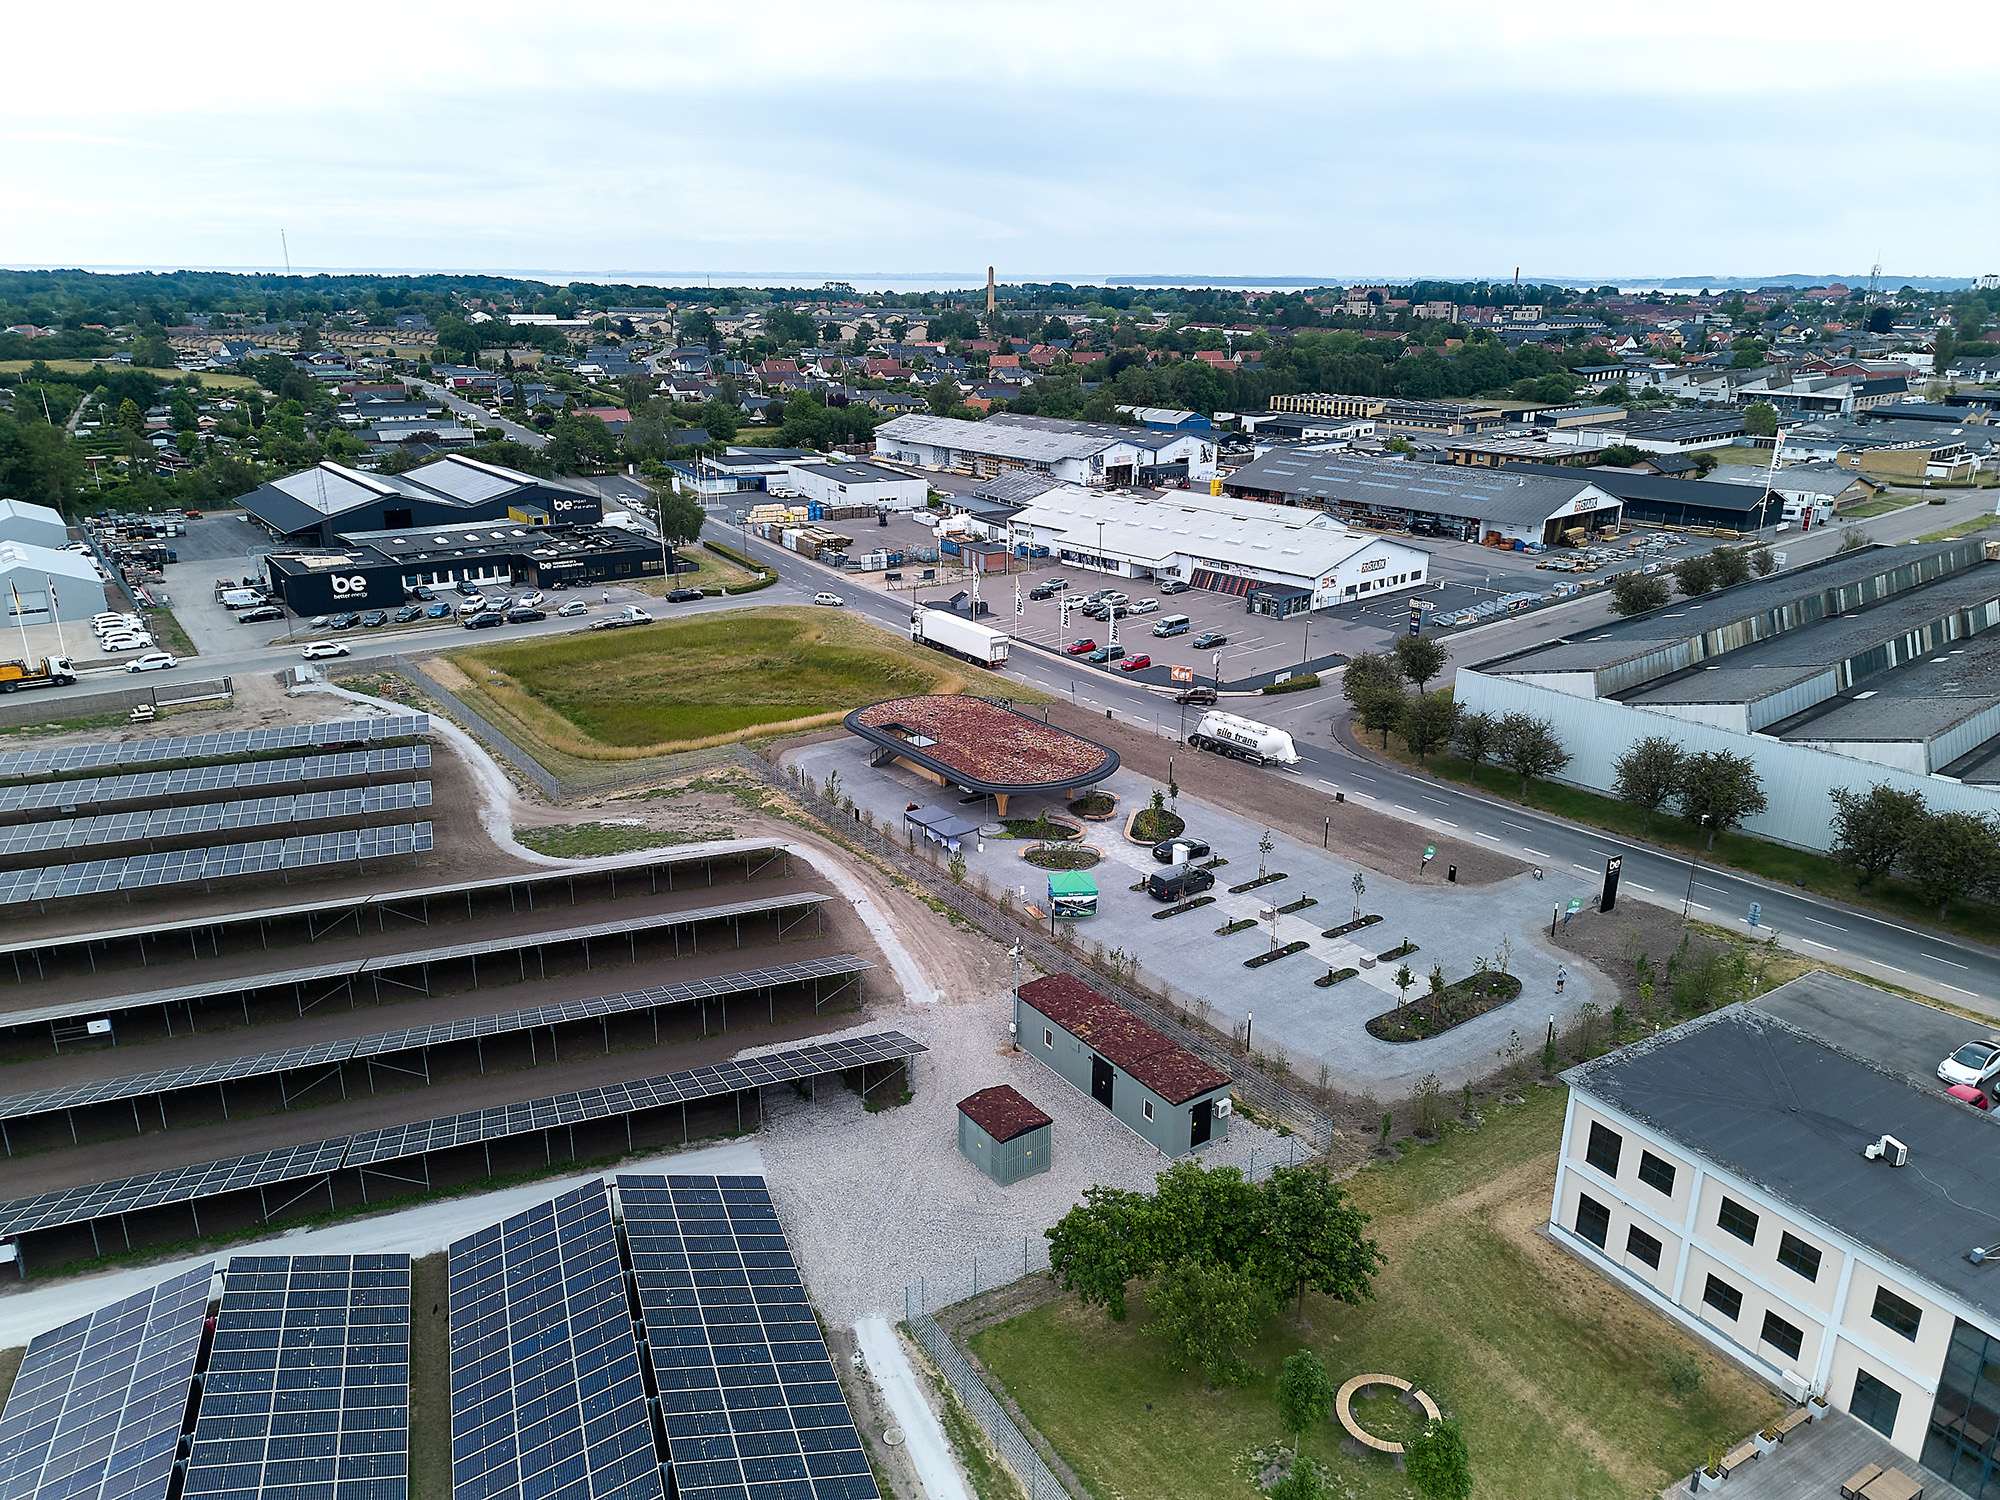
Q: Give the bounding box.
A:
[1335,1373,1443,1455]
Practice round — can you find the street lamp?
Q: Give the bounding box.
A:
[1681,816,1711,919]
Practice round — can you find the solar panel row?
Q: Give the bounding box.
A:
[0,716,429,785]
[0,1261,214,1500]
[622,1175,879,1500]
[0,783,433,858]
[448,1184,665,1500]
[0,1032,926,1240]
[0,950,868,1125]
[0,822,434,907]
[186,1254,411,1500]
[0,746,431,819]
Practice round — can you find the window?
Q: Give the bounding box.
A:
[1574,1194,1610,1249]
[1043,1028,1053,1050]
[1775,1232,1821,1282]
[1625,1225,1662,1270]
[1638,1151,1677,1195]
[1851,1368,1901,1439]
[1703,1274,1743,1321]
[1761,1311,1805,1361]
[1142,1100,1154,1122]
[1871,1287,1922,1342]
[1718,1197,1760,1245]
[1585,1121,1623,1177]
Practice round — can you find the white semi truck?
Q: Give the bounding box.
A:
[1187,710,1300,767]
[910,608,1010,669]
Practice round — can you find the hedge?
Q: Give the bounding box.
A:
[1261,672,1321,695]
[704,537,779,595]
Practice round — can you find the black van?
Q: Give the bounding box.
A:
[1147,863,1216,902]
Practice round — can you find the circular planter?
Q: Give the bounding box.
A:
[1001,815,1082,843]
[1020,843,1103,870]
[1066,790,1119,821]
[1123,807,1187,846]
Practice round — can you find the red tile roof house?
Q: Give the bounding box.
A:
[1014,973,1230,1155]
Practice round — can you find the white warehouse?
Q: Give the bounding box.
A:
[1005,485,1431,616]
[782,460,930,512]
[874,412,1216,488]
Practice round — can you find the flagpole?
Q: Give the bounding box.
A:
[47,578,67,663]
[10,583,32,666]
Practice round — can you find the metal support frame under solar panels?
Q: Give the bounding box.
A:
[0,1031,924,1269]
[185,1254,411,1500]
[619,1175,880,1500]
[0,952,872,1152]
[0,715,429,786]
[0,893,838,1050]
[0,745,432,825]
[0,1261,215,1500]
[447,1184,667,1500]
[0,782,433,863]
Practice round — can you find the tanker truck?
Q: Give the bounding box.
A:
[1187,709,1299,767]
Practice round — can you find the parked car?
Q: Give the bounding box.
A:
[557,600,588,617]
[1043,578,1068,590]
[413,585,437,601]
[309,615,331,628]
[1118,653,1152,671]
[1152,836,1212,864]
[393,605,424,623]
[456,599,487,617]
[485,595,515,612]
[665,588,704,602]
[1065,638,1096,655]
[237,606,285,624]
[299,641,349,659]
[125,652,177,673]
[1086,645,1125,663]
[1129,598,1160,615]
[1102,591,1128,605]
[1948,1083,1994,1111]
[1174,685,1218,706]
[328,613,360,630]
[463,611,505,629]
[1147,864,1215,902]
[426,602,453,619]
[517,591,545,607]
[100,635,152,653]
[360,610,389,627]
[505,606,546,623]
[1028,586,1054,600]
[813,592,844,606]
[1080,603,1109,620]
[1939,1040,2000,1090]
[1159,580,1189,594]
[1192,631,1228,649]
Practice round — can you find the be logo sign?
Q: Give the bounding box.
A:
[330,575,370,599]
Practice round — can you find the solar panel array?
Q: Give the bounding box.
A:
[0,784,433,859]
[0,950,868,1125]
[0,746,431,820]
[185,1255,410,1500]
[0,716,429,785]
[0,823,433,907]
[448,1185,665,1500]
[0,1262,214,1500]
[623,1176,878,1500]
[0,1032,925,1241]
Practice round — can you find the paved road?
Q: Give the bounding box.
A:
[712,518,2000,1012]
[408,379,548,449]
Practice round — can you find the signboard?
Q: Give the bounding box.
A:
[1748,901,1761,927]
[1170,665,1193,683]
[1422,844,1435,865]
[1359,558,1387,573]
[1600,854,1621,912]
[1274,671,1292,685]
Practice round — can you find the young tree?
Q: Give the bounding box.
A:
[1742,400,1779,437]
[1254,1166,1385,1322]
[1452,709,1500,768]
[1146,1257,1273,1388]
[1354,685,1408,749]
[1391,633,1449,692]
[1494,712,1570,795]
[1406,1417,1473,1500]
[1676,749,1768,849]
[1612,736,1687,831]
[1836,525,1875,554]
[1749,545,1778,577]
[1672,554,1717,597]
[1340,650,1400,705]
[1903,809,2000,919]
[1828,783,1929,888]
[656,488,706,546]
[1610,572,1671,616]
[1045,1185,1149,1320]
[1400,690,1460,764]
[1707,547,1752,589]
[1275,1350,1333,1454]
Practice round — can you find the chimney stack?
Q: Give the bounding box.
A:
[986,267,996,317]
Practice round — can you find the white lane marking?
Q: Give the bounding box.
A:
[1317,780,1338,790]
[1572,863,1593,873]
[1878,964,1909,974]
[1437,820,1457,827]
[1686,902,1710,912]
[1940,984,1980,997]
[1475,830,1500,840]
[1800,916,1847,931]
[1522,847,1550,857]
[1799,938,1838,951]
[1421,795,1449,805]
[1628,883,1655,892]
[1397,805,1419,814]
[1502,821,1532,831]
[1927,955,1971,969]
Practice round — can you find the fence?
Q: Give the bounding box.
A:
[905,1304,1069,1500]
[0,676,232,731]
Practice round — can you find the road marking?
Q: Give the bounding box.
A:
[1397,805,1419,814]
[1317,780,1339,791]
[1522,847,1550,857]
[1437,820,1457,828]
[1502,821,1532,831]
[1422,795,1449,805]
[1628,882,1655,892]
[1474,830,1499,840]
[1939,984,1979,997]
[1927,955,1970,969]
[1877,964,1909,975]
[1686,902,1710,912]
[1800,916,1847,931]
[1572,863,1593,873]
[1799,938,1838,951]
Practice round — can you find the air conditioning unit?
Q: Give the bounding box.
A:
[1864,1134,1908,1166]
[1779,1370,1811,1404]
[1215,1098,1233,1117]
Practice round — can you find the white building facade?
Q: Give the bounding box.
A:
[874,413,1216,487]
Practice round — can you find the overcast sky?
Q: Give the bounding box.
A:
[5,0,1994,286]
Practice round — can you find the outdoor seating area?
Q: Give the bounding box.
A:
[1334,1373,1442,1457]
[1662,1407,1963,1500]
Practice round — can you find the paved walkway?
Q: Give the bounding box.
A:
[857,1317,970,1500]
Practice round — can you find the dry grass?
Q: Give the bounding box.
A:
[410,1253,449,1500]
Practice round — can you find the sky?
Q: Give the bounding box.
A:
[5,0,1995,286]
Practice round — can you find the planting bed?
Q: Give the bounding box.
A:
[1216,918,1258,936]
[1245,941,1310,969]
[1378,941,1419,961]
[1151,895,1216,920]
[1321,914,1383,939]
[1023,844,1101,870]
[1314,967,1360,988]
[1276,896,1318,915]
[1228,872,1288,894]
[1367,971,1525,1042]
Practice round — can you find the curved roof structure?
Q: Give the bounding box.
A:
[844,696,1117,795]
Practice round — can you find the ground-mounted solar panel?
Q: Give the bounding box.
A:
[183,1254,411,1500]
[0,823,432,907]
[448,1184,665,1500]
[0,1261,214,1500]
[621,1175,879,1500]
[0,717,430,786]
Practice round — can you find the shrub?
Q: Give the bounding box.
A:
[1262,672,1321,695]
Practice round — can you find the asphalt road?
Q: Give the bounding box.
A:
[408,379,549,448]
[713,517,2000,1012]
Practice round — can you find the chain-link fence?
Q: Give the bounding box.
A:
[905,1306,1069,1500]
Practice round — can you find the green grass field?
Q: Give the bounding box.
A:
[450,605,1006,758]
[1839,495,1926,519]
[0,358,267,391]
[973,1089,1773,1500]
[1916,513,2000,544]
[516,822,733,857]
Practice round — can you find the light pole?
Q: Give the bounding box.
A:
[1681,816,1711,919]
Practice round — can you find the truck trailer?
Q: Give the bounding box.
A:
[1187,710,1299,767]
[0,656,77,693]
[910,608,1010,669]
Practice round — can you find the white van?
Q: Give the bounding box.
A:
[1152,614,1192,637]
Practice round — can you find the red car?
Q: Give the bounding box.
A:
[1066,638,1097,655]
[1948,1083,1993,1110]
[1118,654,1152,672]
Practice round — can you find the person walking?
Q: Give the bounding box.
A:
[1556,964,1568,994]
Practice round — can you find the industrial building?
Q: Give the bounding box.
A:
[1004,484,1432,614]
[873,412,1216,487]
[240,455,603,544]
[1501,463,1781,532]
[783,460,930,512]
[0,499,70,552]
[1266,393,1510,436]
[264,520,667,615]
[1015,974,1230,1157]
[1224,451,1623,546]
[0,541,102,624]
[1455,538,2000,852]
[1555,970,2000,1481]
[1543,409,1748,453]
[957,1084,1053,1185]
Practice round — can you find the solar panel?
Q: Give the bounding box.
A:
[183,1254,410,1500]
[0,822,433,907]
[0,717,430,786]
[448,1185,665,1500]
[0,1136,355,1238]
[621,1175,879,1500]
[0,1262,214,1500]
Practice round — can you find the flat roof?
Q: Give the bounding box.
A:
[790,461,921,485]
[1568,973,2000,1326]
[1226,451,1617,528]
[877,413,1182,464]
[846,696,1118,794]
[1006,485,1414,574]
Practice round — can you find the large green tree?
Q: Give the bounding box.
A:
[1494,712,1570,795]
[1401,690,1460,764]
[1610,572,1670,616]
[1255,1165,1384,1321]
[1828,783,1929,888]
[1612,736,1686,832]
[1391,632,1449,692]
[1146,1257,1273,1388]
[1903,810,2000,918]
[1046,1185,1150,1320]
[1676,749,1768,849]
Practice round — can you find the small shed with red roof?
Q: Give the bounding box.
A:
[1015,974,1231,1156]
[957,1084,1054,1185]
